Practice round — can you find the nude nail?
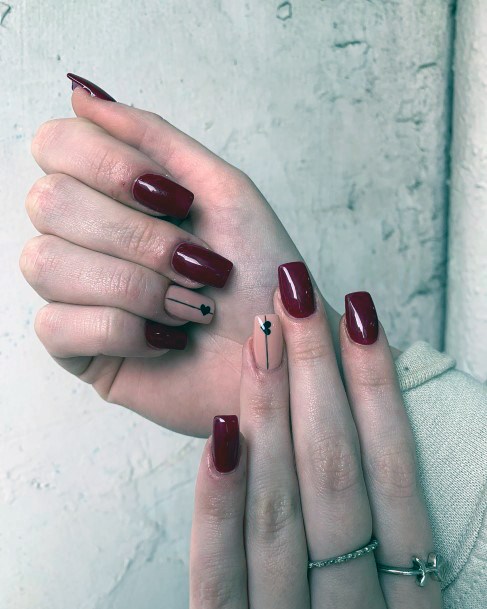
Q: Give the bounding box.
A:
[253,314,283,370]
[165,285,215,324]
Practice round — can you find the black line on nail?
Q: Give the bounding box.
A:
[265,315,269,370]
[166,297,213,316]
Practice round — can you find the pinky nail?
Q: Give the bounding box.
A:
[145,320,187,350]
[66,73,116,102]
[345,291,379,345]
[212,415,239,473]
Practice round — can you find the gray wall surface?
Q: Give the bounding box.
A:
[0,1,459,608]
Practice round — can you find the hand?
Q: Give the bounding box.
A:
[20,81,340,436]
[190,283,441,608]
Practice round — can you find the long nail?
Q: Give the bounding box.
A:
[345,291,378,345]
[172,243,233,288]
[278,261,315,318]
[132,173,194,218]
[145,320,187,350]
[165,286,215,325]
[212,415,239,473]
[253,314,283,370]
[66,73,116,102]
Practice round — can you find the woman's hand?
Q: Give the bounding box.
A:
[21,82,341,436]
[190,277,441,608]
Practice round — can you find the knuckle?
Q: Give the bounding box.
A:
[247,490,300,539]
[109,265,150,303]
[307,434,363,495]
[89,147,129,194]
[19,235,60,287]
[366,441,418,499]
[198,492,242,525]
[31,119,63,159]
[193,574,236,609]
[115,219,164,263]
[291,333,330,365]
[25,174,71,225]
[246,390,288,425]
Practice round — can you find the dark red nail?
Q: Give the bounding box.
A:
[212,415,239,473]
[145,320,187,350]
[66,73,116,102]
[172,243,233,288]
[345,291,378,345]
[278,261,315,318]
[132,173,194,218]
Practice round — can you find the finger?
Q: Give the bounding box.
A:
[70,83,245,203]
[341,292,442,608]
[275,263,385,609]
[190,417,248,609]
[25,172,231,291]
[20,235,216,326]
[239,320,310,609]
[31,115,194,219]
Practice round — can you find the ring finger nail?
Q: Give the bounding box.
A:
[132,173,194,218]
[278,261,315,318]
[165,285,215,324]
[253,314,283,370]
[345,291,378,345]
[145,320,187,350]
[172,243,233,288]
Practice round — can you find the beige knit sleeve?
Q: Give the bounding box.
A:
[395,342,487,609]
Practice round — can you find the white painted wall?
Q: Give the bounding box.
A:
[0,1,459,608]
[446,0,487,382]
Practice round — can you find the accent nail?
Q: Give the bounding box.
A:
[66,73,116,102]
[172,243,233,288]
[345,291,378,345]
[253,314,283,370]
[132,173,194,218]
[212,415,239,473]
[145,320,187,350]
[278,261,315,318]
[165,285,215,325]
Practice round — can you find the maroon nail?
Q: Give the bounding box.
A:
[66,73,116,102]
[132,173,194,218]
[145,320,187,350]
[345,291,379,345]
[172,243,233,288]
[278,261,315,318]
[212,415,239,473]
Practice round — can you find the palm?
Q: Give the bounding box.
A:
[103,183,301,437]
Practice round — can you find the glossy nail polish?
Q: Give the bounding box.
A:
[345,291,378,345]
[145,320,187,350]
[212,415,239,473]
[278,261,315,318]
[132,173,194,218]
[253,314,283,370]
[165,285,215,325]
[172,243,233,288]
[66,73,116,102]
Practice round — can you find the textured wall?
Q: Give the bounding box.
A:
[0,1,454,608]
[446,0,487,381]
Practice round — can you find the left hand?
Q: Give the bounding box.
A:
[190,277,442,608]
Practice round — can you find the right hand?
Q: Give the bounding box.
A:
[20,82,339,437]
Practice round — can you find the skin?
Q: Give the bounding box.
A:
[21,86,398,437]
[190,290,441,608]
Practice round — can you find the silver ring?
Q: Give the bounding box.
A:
[377,552,445,587]
[308,537,379,569]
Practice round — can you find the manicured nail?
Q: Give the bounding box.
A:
[145,320,187,350]
[212,415,239,473]
[132,173,194,218]
[278,261,315,318]
[345,291,378,345]
[66,73,116,102]
[172,243,233,288]
[165,285,215,325]
[253,314,283,370]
